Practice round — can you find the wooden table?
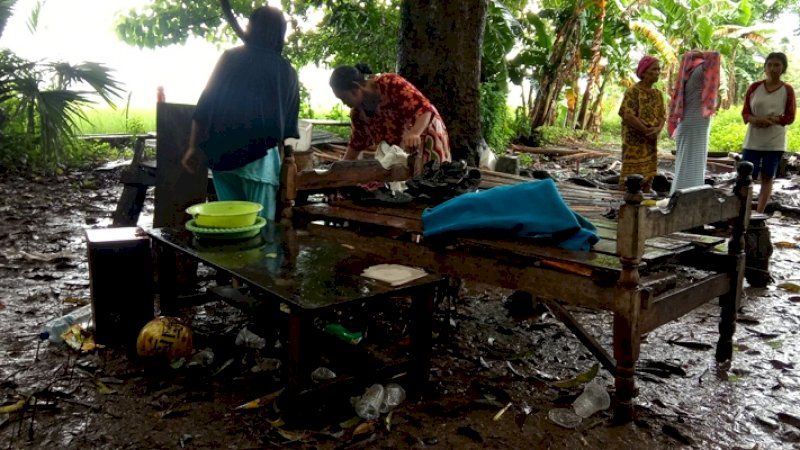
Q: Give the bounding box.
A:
[288,168,754,422]
[148,223,444,395]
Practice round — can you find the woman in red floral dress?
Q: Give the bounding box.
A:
[329,64,451,173]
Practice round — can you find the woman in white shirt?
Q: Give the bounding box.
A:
[742,52,796,213]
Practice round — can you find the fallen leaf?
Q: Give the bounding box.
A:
[774,241,798,249]
[777,282,800,293]
[777,412,800,429]
[553,363,599,388]
[0,399,26,414]
[352,421,375,438]
[94,379,114,395]
[493,402,513,421]
[769,360,794,370]
[274,428,309,442]
[339,416,361,429]
[666,340,713,351]
[235,388,284,410]
[662,424,695,446]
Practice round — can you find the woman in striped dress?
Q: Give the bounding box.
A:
[667,51,721,194]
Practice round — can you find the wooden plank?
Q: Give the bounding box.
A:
[154,103,207,228]
[641,186,743,238]
[295,204,424,233]
[451,235,623,277]
[296,160,410,191]
[306,224,620,310]
[640,273,730,333]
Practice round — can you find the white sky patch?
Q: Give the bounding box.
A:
[0,0,338,110]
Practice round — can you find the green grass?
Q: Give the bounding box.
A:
[74,102,800,156]
[76,107,156,135]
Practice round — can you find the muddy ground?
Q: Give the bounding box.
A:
[1,164,800,449]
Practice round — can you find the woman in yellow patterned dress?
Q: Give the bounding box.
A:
[618,55,666,192]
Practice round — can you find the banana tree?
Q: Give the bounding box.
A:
[574,0,605,130]
[528,1,586,131]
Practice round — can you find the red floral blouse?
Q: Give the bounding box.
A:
[348,74,451,163]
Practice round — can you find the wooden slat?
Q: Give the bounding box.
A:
[296,160,409,191]
[640,273,730,333]
[306,224,619,310]
[641,186,743,238]
[295,204,423,233]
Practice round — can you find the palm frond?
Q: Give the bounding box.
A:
[36,89,91,166]
[46,61,124,107]
[0,0,16,38]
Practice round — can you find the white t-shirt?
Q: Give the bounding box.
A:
[742,81,795,151]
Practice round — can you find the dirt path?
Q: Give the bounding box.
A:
[1,168,800,449]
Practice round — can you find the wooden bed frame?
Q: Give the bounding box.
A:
[279,141,754,422]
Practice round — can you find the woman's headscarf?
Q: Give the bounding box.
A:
[245,6,287,52]
[667,51,721,137]
[636,56,659,79]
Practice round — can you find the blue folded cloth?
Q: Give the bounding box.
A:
[421,179,598,251]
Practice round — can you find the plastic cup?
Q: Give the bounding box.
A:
[572,381,611,418]
[354,384,385,420]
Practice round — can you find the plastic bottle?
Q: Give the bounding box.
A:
[380,383,406,413]
[572,381,611,418]
[353,384,385,420]
[324,324,363,344]
[41,304,93,344]
[156,86,165,103]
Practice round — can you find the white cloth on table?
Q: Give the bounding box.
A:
[361,264,427,286]
[376,142,408,193]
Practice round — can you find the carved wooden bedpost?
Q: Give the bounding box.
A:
[612,174,647,422]
[716,162,753,362]
[279,144,298,226]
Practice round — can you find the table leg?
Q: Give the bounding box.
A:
[287,309,314,393]
[612,308,640,423]
[716,255,744,362]
[153,241,179,316]
[409,284,435,398]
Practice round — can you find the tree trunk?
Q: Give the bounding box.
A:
[576,0,606,130]
[588,72,609,134]
[529,7,582,131]
[398,0,488,166]
[723,45,738,109]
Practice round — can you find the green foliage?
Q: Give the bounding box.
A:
[536,125,589,146]
[75,108,156,134]
[282,0,399,72]
[708,108,748,152]
[480,81,514,152]
[709,107,800,153]
[115,0,258,48]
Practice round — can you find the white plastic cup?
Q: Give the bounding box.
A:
[380,383,406,413]
[572,381,611,418]
[354,384,385,420]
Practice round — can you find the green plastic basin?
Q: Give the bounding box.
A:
[185,201,263,228]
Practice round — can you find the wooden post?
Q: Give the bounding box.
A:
[279,144,297,225]
[613,174,646,422]
[716,162,753,362]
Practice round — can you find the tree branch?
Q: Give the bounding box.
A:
[219,0,246,42]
